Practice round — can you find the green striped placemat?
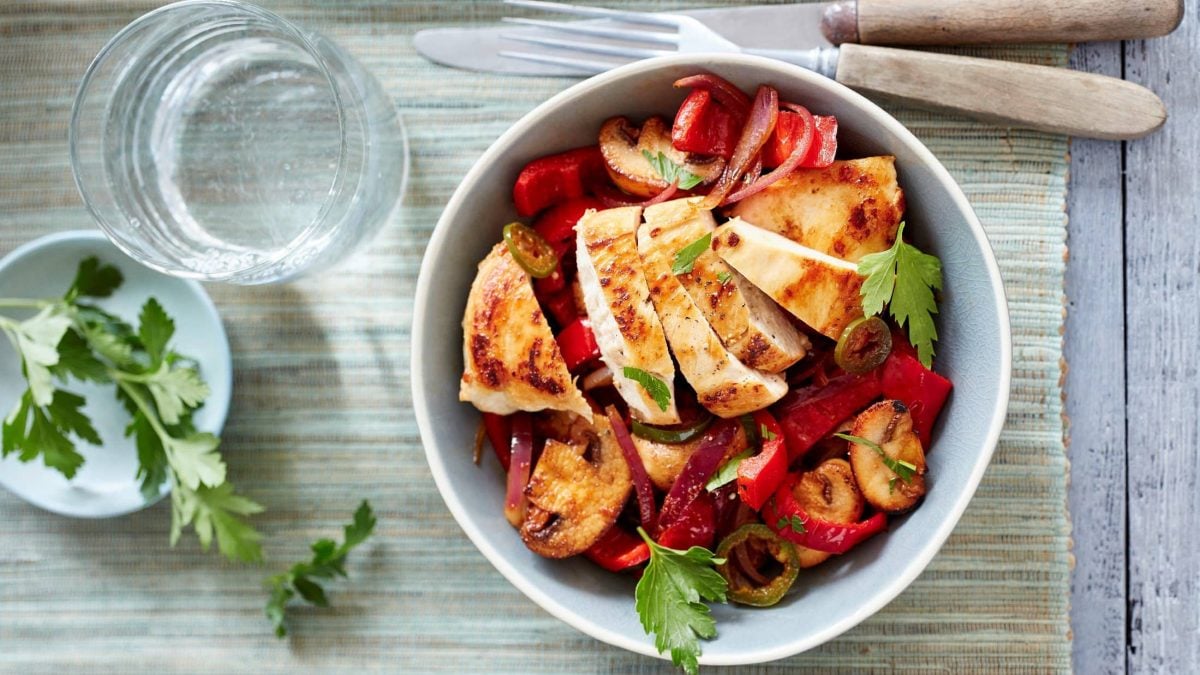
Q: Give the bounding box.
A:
[0,2,1069,671]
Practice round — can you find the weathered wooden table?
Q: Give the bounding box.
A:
[1065,7,1199,673]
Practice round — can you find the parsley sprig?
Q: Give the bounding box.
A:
[0,257,263,562]
[642,150,703,190]
[672,233,712,276]
[856,222,943,367]
[622,366,671,412]
[266,500,376,637]
[635,527,727,675]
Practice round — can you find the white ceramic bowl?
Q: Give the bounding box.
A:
[0,231,232,518]
[412,54,1011,666]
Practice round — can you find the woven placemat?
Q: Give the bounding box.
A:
[0,2,1070,671]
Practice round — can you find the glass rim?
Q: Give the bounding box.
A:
[68,0,351,282]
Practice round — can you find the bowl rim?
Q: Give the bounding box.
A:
[412,53,1012,666]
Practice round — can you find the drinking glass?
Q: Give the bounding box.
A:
[70,0,408,284]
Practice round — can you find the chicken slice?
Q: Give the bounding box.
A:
[727,157,904,262]
[576,206,680,424]
[460,242,591,421]
[644,198,809,373]
[713,218,865,340]
[637,216,788,418]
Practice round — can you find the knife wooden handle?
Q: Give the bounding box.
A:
[821,0,1184,45]
[834,44,1166,140]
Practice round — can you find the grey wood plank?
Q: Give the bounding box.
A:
[1065,39,1128,675]
[1124,10,1200,672]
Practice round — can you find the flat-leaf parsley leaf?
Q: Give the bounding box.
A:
[672,233,712,276]
[622,366,671,412]
[642,150,704,190]
[634,527,727,675]
[855,222,943,367]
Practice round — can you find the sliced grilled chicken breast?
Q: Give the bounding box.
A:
[576,206,680,424]
[728,157,904,262]
[713,218,864,340]
[644,199,809,373]
[460,243,591,421]
[637,217,788,418]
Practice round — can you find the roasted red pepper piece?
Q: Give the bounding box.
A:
[763,473,888,554]
[803,115,838,168]
[533,196,604,251]
[671,89,743,159]
[736,410,788,510]
[585,526,651,572]
[512,146,606,218]
[538,286,578,328]
[881,347,952,443]
[531,196,601,295]
[764,112,838,169]
[656,490,717,551]
[772,370,883,461]
[556,318,601,372]
[482,413,512,471]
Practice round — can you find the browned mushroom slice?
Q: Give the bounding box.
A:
[599,116,723,198]
[519,416,633,558]
[847,399,928,513]
[791,458,866,568]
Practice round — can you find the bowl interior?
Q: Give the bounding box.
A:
[413,56,1008,665]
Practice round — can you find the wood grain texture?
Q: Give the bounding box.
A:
[1124,10,1200,673]
[850,0,1183,45]
[834,44,1167,140]
[1064,40,1127,675]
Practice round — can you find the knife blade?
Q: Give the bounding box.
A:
[413,4,832,77]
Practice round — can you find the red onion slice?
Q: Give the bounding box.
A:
[606,406,659,532]
[701,85,779,209]
[503,413,534,527]
[673,73,751,114]
[725,104,815,204]
[658,419,739,527]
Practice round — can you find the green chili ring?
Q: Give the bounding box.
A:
[503,221,559,278]
[715,524,801,607]
[630,415,713,445]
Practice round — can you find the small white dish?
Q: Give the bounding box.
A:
[0,230,232,518]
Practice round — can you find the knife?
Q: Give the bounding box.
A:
[414,0,1183,77]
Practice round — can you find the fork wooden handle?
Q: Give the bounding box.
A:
[834,44,1166,140]
[822,0,1184,45]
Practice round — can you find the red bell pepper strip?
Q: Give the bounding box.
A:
[605,406,659,533]
[482,413,512,471]
[556,318,601,372]
[802,115,838,168]
[537,286,578,328]
[881,347,952,443]
[512,146,606,218]
[763,473,888,554]
[656,490,716,551]
[503,413,534,527]
[659,419,739,527]
[585,526,650,572]
[763,111,838,169]
[736,410,788,510]
[772,370,883,461]
[533,196,604,251]
[671,89,744,159]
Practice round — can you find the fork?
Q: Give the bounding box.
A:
[501,0,838,78]
[498,0,1165,140]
